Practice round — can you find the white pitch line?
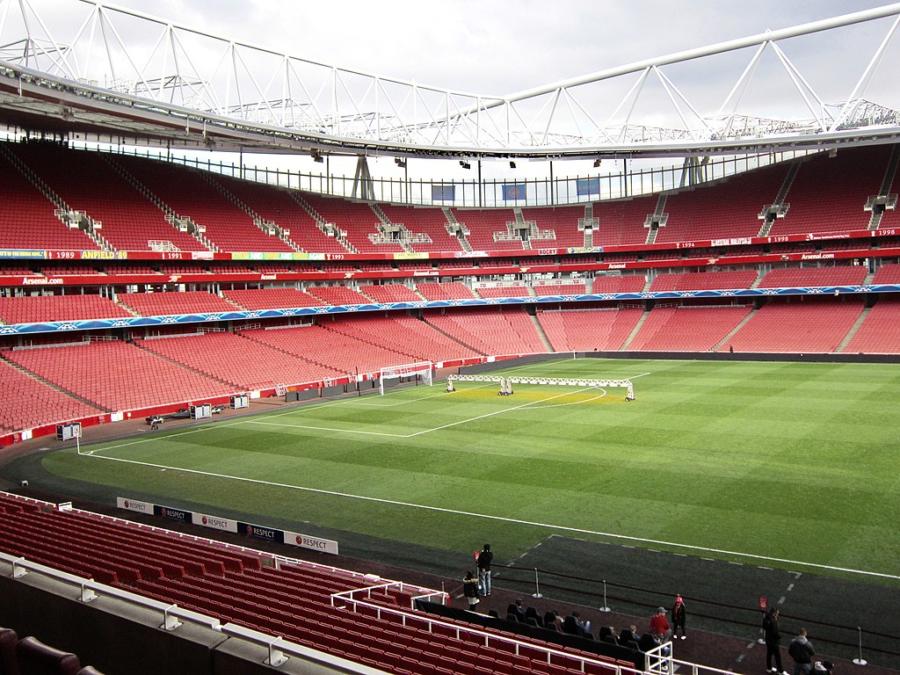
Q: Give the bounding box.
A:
[240,388,595,438]
[77,450,900,581]
[405,387,593,437]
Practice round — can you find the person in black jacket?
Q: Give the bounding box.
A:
[463,571,480,611]
[763,608,787,674]
[789,628,816,675]
[671,594,687,640]
[477,544,493,596]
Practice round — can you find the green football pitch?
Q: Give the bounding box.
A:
[42,358,900,583]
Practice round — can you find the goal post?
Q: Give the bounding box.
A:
[378,361,433,395]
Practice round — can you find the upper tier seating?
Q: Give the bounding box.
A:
[380,205,464,252]
[0,493,633,675]
[118,156,294,252]
[0,359,99,432]
[12,144,207,252]
[138,332,341,390]
[216,177,347,253]
[881,162,900,230]
[301,194,403,253]
[416,282,476,301]
[773,146,892,235]
[425,309,545,355]
[656,164,787,242]
[592,196,659,246]
[521,206,584,247]
[452,209,523,250]
[475,285,531,298]
[725,300,864,353]
[358,284,422,303]
[307,285,372,306]
[845,298,900,354]
[0,153,97,251]
[628,305,752,351]
[591,276,646,294]
[533,283,587,296]
[117,291,239,316]
[757,266,867,288]
[5,341,233,411]
[537,308,644,351]
[242,324,409,375]
[0,295,130,325]
[222,288,324,310]
[649,270,759,292]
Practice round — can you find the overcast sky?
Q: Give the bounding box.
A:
[5,0,898,179]
[105,0,895,96]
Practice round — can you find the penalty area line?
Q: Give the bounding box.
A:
[79,451,900,582]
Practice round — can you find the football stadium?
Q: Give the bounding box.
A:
[0,1,899,673]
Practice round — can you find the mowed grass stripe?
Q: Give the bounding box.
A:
[45,359,900,580]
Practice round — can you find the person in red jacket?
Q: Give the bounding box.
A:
[650,607,671,642]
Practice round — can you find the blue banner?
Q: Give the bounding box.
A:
[502,183,526,201]
[431,185,456,201]
[576,177,601,197]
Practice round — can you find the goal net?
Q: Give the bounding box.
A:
[378,362,433,395]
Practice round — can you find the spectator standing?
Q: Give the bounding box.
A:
[463,571,480,611]
[789,628,816,675]
[477,544,493,596]
[650,606,671,642]
[763,608,787,674]
[671,594,687,640]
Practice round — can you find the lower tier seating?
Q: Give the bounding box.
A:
[137,332,343,390]
[0,493,630,675]
[240,324,409,375]
[0,359,99,432]
[725,300,864,353]
[537,308,644,352]
[629,305,752,352]
[845,298,900,353]
[325,315,479,363]
[425,310,545,356]
[4,341,233,411]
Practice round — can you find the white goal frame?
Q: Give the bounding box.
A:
[378,362,433,395]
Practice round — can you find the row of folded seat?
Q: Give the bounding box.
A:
[0,627,102,675]
[0,492,628,675]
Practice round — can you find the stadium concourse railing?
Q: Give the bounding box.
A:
[0,492,736,675]
[63,138,810,208]
[0,349,544,448]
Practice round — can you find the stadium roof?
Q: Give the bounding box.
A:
[0,0,899,160]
